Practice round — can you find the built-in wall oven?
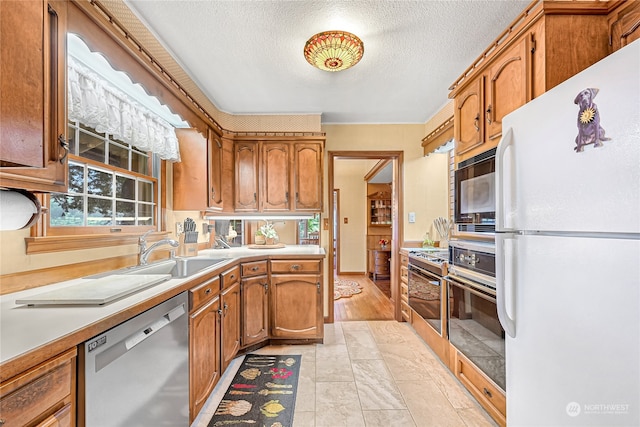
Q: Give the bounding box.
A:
[454,148,496,235]
[408,251,447,335]
[446,240,505,391]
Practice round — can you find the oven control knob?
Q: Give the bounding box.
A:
[459,254,465,262]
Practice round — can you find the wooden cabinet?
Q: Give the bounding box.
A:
[189,274,221,422]
[452,349,506,427]
[221,274,241,372]
[368,249,391,280]
[208,130,224,211]
[292,143,323,211]
[450,2,611,164]
[241,275,269,347]
[0,0,69,192]
[368,197,392,226]
[270,258,323,341]
[0,348,76,427]
[174,127,229,211]
[262,142,291,212]
[454,36,531,160]
[608,0,640,53]
[234,139,324,214]
[399,251,410,322]
[234,141,260,212]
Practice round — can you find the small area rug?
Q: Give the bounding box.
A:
[208,354,301,427]
[334,279,363,300]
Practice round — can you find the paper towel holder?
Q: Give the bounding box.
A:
[0,189,42,230]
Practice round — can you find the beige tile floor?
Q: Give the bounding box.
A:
[192,321,498,427]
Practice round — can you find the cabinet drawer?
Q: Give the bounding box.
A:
[190,275,221,311]
[400,282,408,302]
[372,251,390,261]
[374,256,390,266]
[271,260,320,274]
[400,265,408,282]
[0,349,75,427]
[221,265,240,289]
[241,260,268,277]
[455,351,506,425]
[38,402,72,427]
[400,253,409,266]
[400,301,411,322]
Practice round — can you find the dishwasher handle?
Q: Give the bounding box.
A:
[125,304,185,350]
[93,302,186,373]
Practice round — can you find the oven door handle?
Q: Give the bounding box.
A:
[445,275,496,302]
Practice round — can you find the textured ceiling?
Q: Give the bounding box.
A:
[123,0,529,125]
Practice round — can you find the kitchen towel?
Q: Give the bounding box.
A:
[208,354,301,427]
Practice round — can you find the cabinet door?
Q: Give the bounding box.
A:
[261,142,290,212]
[174,128,208,210]
[270,274,322,339]
[234,141,259,212]
[0,0,68,192]
[485,36,530,143]
[241,275,269,347]
[292,143,322,211]
[609,1,640,53]
[189,294,221,422]
[454,78,484,157]
[221,281,241,371]
[208,130,224,210]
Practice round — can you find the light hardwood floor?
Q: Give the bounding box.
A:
[333,274,394,322]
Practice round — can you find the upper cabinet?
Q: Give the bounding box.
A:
[450,1,612,164]
[0,0,68,192]
[234,141,260,212]
[233,138,324,214]
[608,1,640,53]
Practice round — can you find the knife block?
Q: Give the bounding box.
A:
[178,234,198,257]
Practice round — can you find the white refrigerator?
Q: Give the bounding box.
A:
[495,40,639,426]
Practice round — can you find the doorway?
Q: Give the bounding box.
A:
[328,151,403,323]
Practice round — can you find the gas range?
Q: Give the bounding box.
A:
[408,249,448,276]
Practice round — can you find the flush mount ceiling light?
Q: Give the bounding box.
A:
[304,30,364,72]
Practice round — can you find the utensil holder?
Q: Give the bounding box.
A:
[178,234,198,257]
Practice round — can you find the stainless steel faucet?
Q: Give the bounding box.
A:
[138,230,179,265]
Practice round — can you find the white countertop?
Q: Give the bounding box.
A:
[0,245,325,367]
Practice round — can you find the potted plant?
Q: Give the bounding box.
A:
[259,220,278,245]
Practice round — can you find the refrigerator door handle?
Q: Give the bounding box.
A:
[495,127,514,232]
[496,233,516,338]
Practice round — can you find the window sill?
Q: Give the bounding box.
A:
[25,232,170,255]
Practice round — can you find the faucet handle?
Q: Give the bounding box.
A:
[139,230,155,243]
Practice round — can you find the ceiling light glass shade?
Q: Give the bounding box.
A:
[304,31,364,72]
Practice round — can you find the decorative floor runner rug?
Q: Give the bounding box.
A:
[208,354,301,427]
[334,279,363,300]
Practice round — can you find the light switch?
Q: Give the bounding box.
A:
[344,217,348,224]
[408,212,416,223]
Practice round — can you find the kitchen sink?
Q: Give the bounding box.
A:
[132,258,226,278]
[86,258,227,279]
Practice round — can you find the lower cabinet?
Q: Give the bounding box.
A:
[0,348,76,427]
[451,348,506,427]
[220,281,241,372]
[189,274,222,422]
[241,275,269,347]
[270,273,323,340]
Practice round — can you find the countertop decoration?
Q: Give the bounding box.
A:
[378,239,389,249]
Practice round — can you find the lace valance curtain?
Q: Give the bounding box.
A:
[67,56,181,162]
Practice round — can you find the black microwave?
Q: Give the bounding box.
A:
[454,148,496,233]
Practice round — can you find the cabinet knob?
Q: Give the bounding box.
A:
[230,274,236,280]
[483,387,493,398]
[290,264,301,271]
[473,114,480,132]
[251,266,259,271]
[205,288,211,295]
[486,105,492,124]
[317,282,321,294]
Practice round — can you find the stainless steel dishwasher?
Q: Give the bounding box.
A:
[80,292,189,426]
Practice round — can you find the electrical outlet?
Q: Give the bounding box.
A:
[176,222,184,235]
[408,212,416,223]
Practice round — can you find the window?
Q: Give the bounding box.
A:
[45,121,158,234]
[298,214,320,245]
